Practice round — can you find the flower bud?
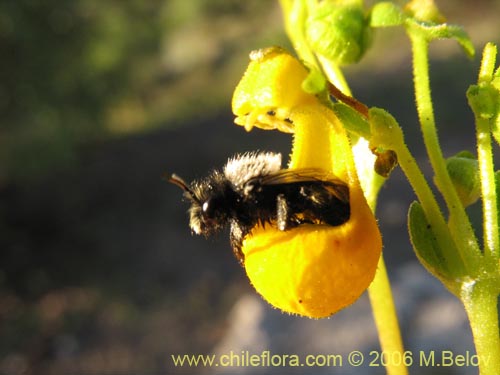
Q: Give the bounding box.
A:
[306,0,372,65]
[445,152,481,207]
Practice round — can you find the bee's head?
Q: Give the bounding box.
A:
[169,173,232,236]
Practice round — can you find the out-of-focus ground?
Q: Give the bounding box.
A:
[1,1,499,374]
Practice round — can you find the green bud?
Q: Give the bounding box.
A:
[444,152,481,207]
[370,2,406,28]
[467,83,499,120]
[403,0,445,24]
[306,0,372,65]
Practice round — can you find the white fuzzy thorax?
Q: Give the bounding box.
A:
[223,152,282,187]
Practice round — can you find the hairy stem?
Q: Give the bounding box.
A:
[462,280,500,375]
[408,31,481,269]
[368,252,409,375]
[476,43,499,260]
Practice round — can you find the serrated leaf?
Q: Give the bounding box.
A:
[408,201,451,278]
[370,2,405,27]
[406,19,475,58]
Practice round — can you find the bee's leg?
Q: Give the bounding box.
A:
[277,194,301,230]
[230,220,246,266]
[277,194,289,230]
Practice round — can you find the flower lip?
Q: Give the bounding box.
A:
[234,107,296,133]
[232,48,318,133]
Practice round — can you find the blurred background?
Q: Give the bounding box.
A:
[1,1,499,374]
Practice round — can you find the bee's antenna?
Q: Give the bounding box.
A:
[167,173,188,190]
[166,173,198,201]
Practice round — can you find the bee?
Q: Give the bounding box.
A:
[169,151,350,265]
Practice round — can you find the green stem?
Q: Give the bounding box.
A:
[367,258,408,375]
[476,43,499,260]
[317,54,352,96]
[394,140,466,276]
[408,31,481,268]
[364,179,409,375]
[279,0,320,69]
[476,116,499,260]
[462,280,500,375]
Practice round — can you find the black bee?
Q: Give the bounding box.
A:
[169,151,350,265]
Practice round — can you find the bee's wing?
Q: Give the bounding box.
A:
[257,168,349,203]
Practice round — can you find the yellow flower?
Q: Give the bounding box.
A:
[232,48,382,318]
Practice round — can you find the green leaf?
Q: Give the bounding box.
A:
[408,201,452,279]
[370,2,405,27]
[406,19,475,58]
[332,102,370,138]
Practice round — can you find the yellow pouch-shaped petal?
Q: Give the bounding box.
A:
[243,188,381,318]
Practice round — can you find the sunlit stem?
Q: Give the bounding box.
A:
[394,140,466,275]
[462,280,500,375]
[476,116,499,260]
[476,43,499,260]
[279,0,320,69]
[317,55,352,96]
[408,31,481,268]
[367,258,409,375]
